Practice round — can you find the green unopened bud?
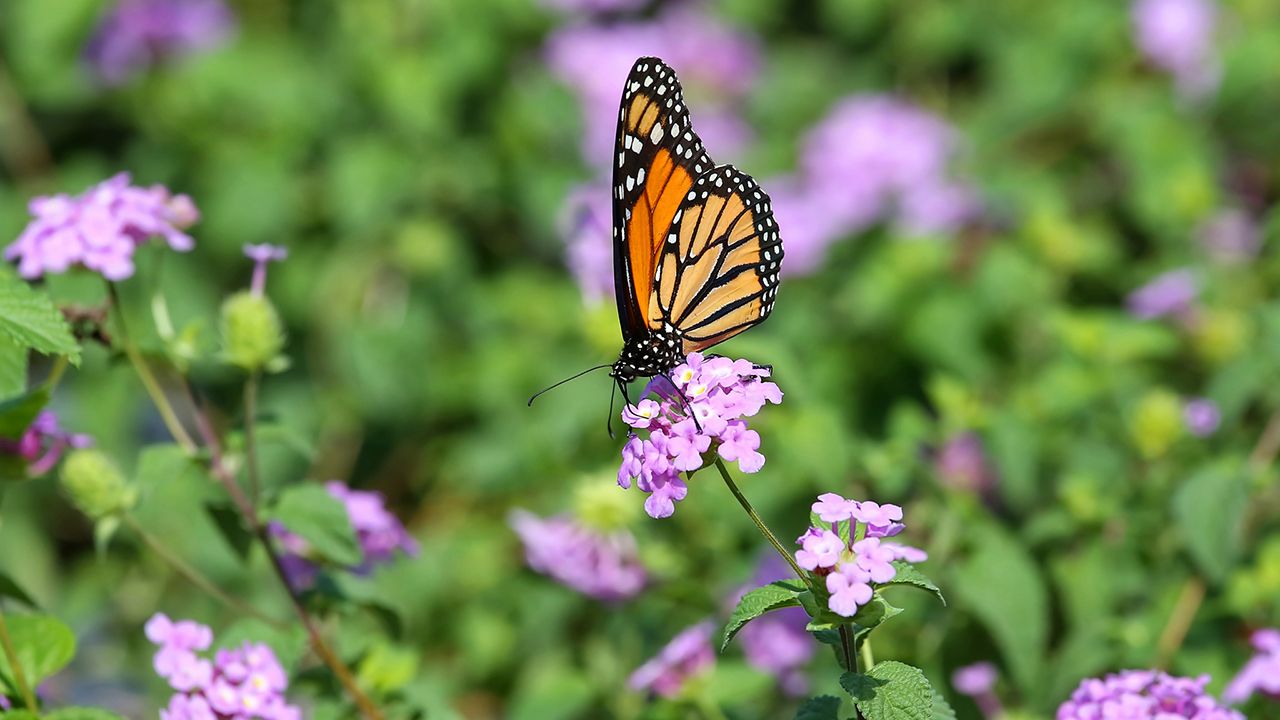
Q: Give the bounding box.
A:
[220,291,285,372]
[1128,389,1183,459]
[573,476,639,532]
[60,449,137,520]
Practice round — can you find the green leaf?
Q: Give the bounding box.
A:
[0,572,37,608]
[205,501,253,561]
[722,580,805,650]
[840,662,933,720]
[268,484,361,566]
[931,689,957,720]
[951,524,1047,696]
[884,562,946,605]
[0,271,80,365]
[134,444,206,494]
[1173,463,1248,584]
[43,709,129,720]
[795,695,842,720]
[0,388,48,439]
[357,642,419,694]
[0,334,26,400]
[0,614,76,696]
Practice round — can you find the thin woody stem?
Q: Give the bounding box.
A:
[122,513,285,628]
[711,457,806,580]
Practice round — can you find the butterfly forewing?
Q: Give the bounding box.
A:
[612,57,715,343]
[652,165,782,353]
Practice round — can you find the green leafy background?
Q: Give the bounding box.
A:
[0,0,1278,718]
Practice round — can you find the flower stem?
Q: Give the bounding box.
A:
[711,457,806,580]
[106,282,198,455]
[859,636,875,670]
[121,513,285,628]
[1153,576,1205,669]
[839,624,856,673]
[243,372,263,505]
[0,605,37,712]
[188,386,383,720]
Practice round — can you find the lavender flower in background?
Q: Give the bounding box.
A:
[953,662,1003,719]
[85,0,234,86]
[618,353,783,518]
[794,493,927,618]
[538,0,648,15]
[1199,209,1261,263]
[273,481,418,589]
[730,555,814,695]
[1183,397,1221,437]
[628,622,715,698]
[1132,0,1220,99]
[1057,669,1243,719]
[560,183,614,304]
[5,173,197,281]
[146,613,301,720]
[0,411,92,478]
[1224,628,1280,704]
[935,432,995,493]
[545,6,758,165]
[244,244,288,297]
[778,96,979,275]
[509,509,646,601]
[1126,268,1199,320]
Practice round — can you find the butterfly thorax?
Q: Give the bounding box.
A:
[610,327,684,384]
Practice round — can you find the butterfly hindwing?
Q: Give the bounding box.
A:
[612,56,715,343]
[652,164,782,353]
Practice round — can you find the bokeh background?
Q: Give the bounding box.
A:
[1,0,1280,717]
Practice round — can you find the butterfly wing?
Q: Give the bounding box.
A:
[612,57,715,343]
[651,164,782,353]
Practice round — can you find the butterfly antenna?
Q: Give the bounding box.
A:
[527,363,612,407]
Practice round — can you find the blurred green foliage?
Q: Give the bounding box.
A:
[0,0,1279,718]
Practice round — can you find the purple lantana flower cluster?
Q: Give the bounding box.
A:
[0,411,92,478]
[1127,268,1199,320]
[1131,0,1220,100]
[85,0,235,86]
[146,613,301,720]
[5,173,198,281]
[953,662,1003,719]
[1057,670,1243,719]
[509,509,646,601]
[617,353,782,518]
[773,96,979,274]
[794,493,927,618]
[273,481,418,589]
[1224,628,1280,704]
[628,622,716,699]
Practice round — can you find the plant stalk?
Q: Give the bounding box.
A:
[712,457,806,580]
[243,372,263,505]
[839,624,856,673]
[0,606,37,712]
[106,282,198,454]
[122,513,284,628]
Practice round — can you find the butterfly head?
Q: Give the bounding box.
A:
[611,328,685,385]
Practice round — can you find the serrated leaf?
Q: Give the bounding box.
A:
[840,662,933,720]
[43,709,129,720]
[1173,463,1247,584]
[0,572,38,608]
[931,689,957,720]
[0,614,76,696]
[951,524,1047,696]
[884,562,946,605]
[268,484,361,566]
[0,272,80,365]
[722,580,805,650]
[0,388,48,438]
[0,334,26,399]
[795,695,842,720]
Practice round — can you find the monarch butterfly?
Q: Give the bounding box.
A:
[530,56,783,414]
[608,56,783,387]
